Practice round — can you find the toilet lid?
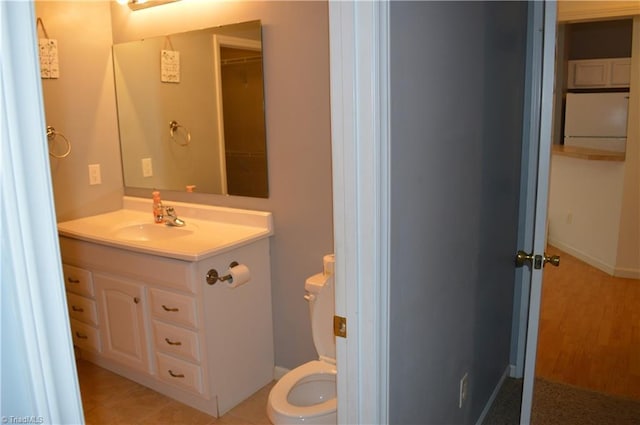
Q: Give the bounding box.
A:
[311,275,336,360]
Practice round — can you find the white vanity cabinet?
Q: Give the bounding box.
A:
[59,233,274,417]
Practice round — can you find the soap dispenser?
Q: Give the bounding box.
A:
[152,190,164,223]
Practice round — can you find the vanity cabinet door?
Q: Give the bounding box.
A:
[94,274,150,373]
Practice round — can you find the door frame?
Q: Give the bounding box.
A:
[328,1,556,424]
[211,34,262,195]
[328,2,390,424]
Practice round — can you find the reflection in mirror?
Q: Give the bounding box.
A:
[113,20,268,198]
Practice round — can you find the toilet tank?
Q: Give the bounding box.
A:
[305,256,336,362]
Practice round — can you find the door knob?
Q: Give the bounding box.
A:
[515,250,534,267]
[543,253,560,267]
[516,250,560,269]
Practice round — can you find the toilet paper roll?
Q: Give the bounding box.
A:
[225,264,251,288]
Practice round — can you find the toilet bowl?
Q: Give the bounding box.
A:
[267,255,337,425]
[267,360,336,424]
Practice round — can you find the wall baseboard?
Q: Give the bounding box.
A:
[549,239,640,279]
[273,366,289,380]
[613,266,640,280]
[475,366,510,425]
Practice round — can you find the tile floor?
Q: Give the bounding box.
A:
[76,359,274,424]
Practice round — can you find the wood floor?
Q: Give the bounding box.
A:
[76,358,274,424]
[535,246,640,400]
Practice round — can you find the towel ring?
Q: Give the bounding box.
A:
[169,120,191,146]
[47,126,71,158]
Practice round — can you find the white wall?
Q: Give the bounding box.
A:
[548,156,625,274]
[37,1,333,370]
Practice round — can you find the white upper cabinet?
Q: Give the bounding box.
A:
[610,58,632,86]
[568,58,631,89]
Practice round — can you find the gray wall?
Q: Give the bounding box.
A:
[39,2,124,221]
[388,2,527,423]
[38,1,333,370]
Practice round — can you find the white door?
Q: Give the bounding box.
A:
[519,3,558,423]
[329,1,556,424]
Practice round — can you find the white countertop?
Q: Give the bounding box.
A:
[57,197,274,261]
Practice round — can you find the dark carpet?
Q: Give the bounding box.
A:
[482,378,640,425]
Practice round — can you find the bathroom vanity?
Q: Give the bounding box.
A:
[57,197,274,417]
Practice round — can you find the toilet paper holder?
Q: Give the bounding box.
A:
[205,261,239,285]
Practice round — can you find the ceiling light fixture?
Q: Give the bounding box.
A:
[122,0,180,11]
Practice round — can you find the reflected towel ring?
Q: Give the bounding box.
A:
[47,126,71,158]
[169,120,191,146]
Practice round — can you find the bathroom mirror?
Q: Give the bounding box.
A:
[113,20,268,197]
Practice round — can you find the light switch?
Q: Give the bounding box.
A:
[142,158,153,177]
[88,164,101,185]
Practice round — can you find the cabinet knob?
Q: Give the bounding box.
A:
[134,297,140,304]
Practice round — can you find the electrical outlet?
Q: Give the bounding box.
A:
[88,164,101,185]
[142,157,153,177]
[459,373,468,408]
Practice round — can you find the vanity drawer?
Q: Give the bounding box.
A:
[66,292,98,326]
[70,319,101,353]
[63,264,94,297]
[156,352,203,395]
[149,288,198,328]
[153,321,201,363]
[60,237,194,293]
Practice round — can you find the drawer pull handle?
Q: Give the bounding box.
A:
[162,305,179,312]
[67,277,80,284]
[75,331,88,339]
[71,306,84,312]
[165,338,182,346]
[168,370,185,378]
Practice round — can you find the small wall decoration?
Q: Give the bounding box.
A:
[161,49,180,83]
[37,18,59,79]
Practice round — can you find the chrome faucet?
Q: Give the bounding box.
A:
[163,206,185,227]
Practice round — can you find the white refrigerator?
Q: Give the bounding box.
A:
[563,92,629,152]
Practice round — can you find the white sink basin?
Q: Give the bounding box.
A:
[56,197,274,261]
[113,223,196,242]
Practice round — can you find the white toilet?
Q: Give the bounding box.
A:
[267,255,337,425]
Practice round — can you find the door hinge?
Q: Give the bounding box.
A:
[333,315,347,338]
